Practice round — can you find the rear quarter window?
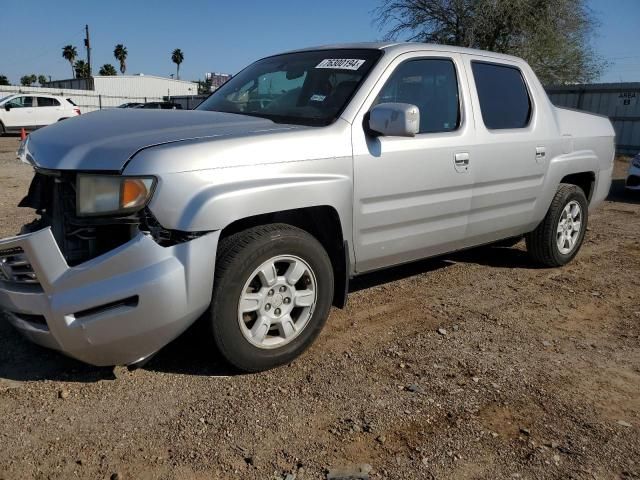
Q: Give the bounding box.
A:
[37,97,60,107]
[471,61,531,130]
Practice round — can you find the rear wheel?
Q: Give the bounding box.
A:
[525,184,588,267]
[210,224,334,372]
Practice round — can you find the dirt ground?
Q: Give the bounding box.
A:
[0,135,638,480]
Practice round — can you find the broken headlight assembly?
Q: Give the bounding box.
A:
[76,175,156,217]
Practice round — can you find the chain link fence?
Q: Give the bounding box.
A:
[0,85,177,113]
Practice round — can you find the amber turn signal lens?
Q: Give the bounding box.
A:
[121,179,149,209]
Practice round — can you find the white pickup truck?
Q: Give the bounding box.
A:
[2,43,614,371]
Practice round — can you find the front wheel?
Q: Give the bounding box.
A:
[209,224,334,372]
[525,184,588,267]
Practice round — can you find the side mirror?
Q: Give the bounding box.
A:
[368,103,420,137]
[4,104,10,111]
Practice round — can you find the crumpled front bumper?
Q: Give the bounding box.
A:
[0,228,219,366]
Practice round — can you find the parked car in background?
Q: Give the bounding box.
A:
[626,153,640,190]
[134,101,183,110]
[0,94,80,134]
[3,43,614,372]
[118,102,144,109]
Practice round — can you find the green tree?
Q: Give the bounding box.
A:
[98,64,117,76]
[374,0,604,84]
[114,44,128,74]
[38,75,48,86]
[20,74,37,86]
[74,60,90,79]
[0,75,10,86]
[171,48,184,80]
[62,45,78,78]
[197,78,212,95]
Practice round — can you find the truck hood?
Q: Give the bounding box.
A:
[24,109,299,171]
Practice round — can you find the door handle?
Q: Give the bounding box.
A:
[454,152,470,165]
[454,152,470,173]
[535,146,546,161]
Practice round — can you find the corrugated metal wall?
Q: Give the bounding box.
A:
[546,82,640,155]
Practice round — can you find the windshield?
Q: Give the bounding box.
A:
[197,49,382,126]
[0,95,11,104]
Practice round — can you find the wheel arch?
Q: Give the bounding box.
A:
[560,171,596,201]
[534,152,599,224]
[218,206,350,309]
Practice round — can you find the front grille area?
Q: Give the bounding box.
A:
[0,247,39,284]
[19,172,138,266]
[18,171,204,267]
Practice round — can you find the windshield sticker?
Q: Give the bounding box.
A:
[310,94,326,102]
[316,59,366,70]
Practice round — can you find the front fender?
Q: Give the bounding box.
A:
[145,157,354,238]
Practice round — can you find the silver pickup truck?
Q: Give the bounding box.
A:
[1,43,614,371]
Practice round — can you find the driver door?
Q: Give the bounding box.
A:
[351,53,476,272]
[4,96,36,129]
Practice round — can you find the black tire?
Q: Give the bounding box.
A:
[525,183,588,267]
[210,224,334,372]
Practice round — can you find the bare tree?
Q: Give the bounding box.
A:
[374,0,604,84]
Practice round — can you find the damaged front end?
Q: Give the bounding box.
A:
[19,170,207,266]
[0,170,220,366]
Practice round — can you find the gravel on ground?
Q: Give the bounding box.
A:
[0,136,638,479]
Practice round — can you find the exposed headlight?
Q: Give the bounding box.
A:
[632,156,640,168]
[77,175,156,216]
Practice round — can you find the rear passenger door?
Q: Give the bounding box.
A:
[352,53,476,272]
[462,57,550,244]
[35,97,63,126]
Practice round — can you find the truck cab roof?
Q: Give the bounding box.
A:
[284,41,523,63]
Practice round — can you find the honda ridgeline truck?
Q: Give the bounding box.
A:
[0,43,614,371]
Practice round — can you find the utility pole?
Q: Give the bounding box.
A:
[84,24,92,77]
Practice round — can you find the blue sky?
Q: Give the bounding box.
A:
[1,0,637,84]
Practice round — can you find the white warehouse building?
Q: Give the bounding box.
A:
[29,75,200,111]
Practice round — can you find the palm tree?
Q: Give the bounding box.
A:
[114,44,128,74]
[99,64,117,76]
[38,75,48,86]
[74,60,90,79]
[62,45,78,78]
[20,75,37,86]
[171,49,184,80]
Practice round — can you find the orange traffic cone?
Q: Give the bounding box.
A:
[20,128,26,141]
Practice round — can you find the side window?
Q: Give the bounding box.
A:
[471,62,532,129]
[6,96,34,108]
[374,58,460,134]
[37,97,60,107]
